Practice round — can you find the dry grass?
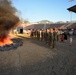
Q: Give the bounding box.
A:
[9,33,31,39]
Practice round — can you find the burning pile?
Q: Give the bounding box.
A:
[0,38,23,51]
[0,31,13,46]
[0,37,13,46]
[0,30,23,51]
[0,0,20,47]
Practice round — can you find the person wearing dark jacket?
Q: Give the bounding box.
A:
[63,32,67,42]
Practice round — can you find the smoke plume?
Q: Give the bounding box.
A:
[0,0,20,36]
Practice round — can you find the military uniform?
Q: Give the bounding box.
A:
[52,30,57,48]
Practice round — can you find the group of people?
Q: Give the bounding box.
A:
[30,28,73,48]
[60,30,73,46]
[30,28,60,48]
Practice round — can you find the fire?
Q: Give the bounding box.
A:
[0,37,13,46]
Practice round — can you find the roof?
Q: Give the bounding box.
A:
[66,23,76,29]
[67,5,76,13]
[24,23,67,30]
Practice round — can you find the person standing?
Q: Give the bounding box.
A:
[69,36,72,46]
[37,29,40,40]
[41,29,44,41]
[44,29,48,44]
[63,32,67,42]
[52,28,57,48]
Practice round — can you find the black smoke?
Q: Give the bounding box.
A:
[0,0,20,37]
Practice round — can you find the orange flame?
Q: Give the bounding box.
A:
[0,37,13,46]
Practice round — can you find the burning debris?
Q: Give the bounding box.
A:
[0,0,20,47]
[0,38,23,51]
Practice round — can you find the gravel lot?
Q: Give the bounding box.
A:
[0,34,76,75]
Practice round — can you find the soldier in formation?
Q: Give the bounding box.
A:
[30,28,59,48]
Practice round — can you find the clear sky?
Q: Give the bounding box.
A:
[12,0,76,22]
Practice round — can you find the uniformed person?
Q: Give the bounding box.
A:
[47,29,52,46]
[52,28,57,48]
[44,29,48,44]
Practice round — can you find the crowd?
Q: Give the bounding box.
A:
[30,28,73,48]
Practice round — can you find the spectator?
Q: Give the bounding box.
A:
[69,29,73,36]
[69,36,72,46]
[63,32,67,42]
[60,35,64,42]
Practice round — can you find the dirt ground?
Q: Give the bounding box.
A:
[0,34,76,75]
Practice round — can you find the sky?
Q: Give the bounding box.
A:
[12,0,76,22]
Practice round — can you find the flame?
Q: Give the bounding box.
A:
[0,37,13,46]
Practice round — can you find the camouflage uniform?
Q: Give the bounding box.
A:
[47,29,52,46]
[37,30,40,40]
[44,29,48,44]
[52,29,57,48]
